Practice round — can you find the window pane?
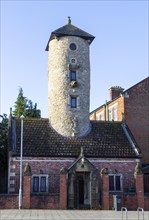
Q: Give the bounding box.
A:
[114,106,118,121]
[109,176,114,191]
[109,109,113,121]
[70,71,76,81]
[40,177,46,192]
[71,97,77,108]
[116,176,121,191]
[33,177,39,192]
[70,43,76,50]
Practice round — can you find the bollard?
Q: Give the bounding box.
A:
[121,207,128,220]
[137,207,144,220]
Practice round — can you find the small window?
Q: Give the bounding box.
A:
[109,175,122,191]
[70,43,76,51]
[40,176,46,192]
[71,96,77,108]
[113,106,118,121]
[71,58,76,64]
[33,176,39,192]
[96,111,104,121]
[32,175,48,193]
[109,108,113,121]
[70,71,76,81]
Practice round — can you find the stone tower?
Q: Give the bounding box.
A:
[46,17,95,137]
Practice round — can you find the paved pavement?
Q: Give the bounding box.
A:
[0,210,149,220]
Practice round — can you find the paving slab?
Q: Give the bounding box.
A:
[0,210,149,220]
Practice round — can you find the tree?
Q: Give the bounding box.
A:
[25,100,41,118]
[13,87,41,118]
[0,114,8,171]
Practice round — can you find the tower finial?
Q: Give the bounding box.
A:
[67,16,71,25]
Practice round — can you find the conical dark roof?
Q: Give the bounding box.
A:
[45,18,95,51]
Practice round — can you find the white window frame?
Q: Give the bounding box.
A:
[96,111,104,121]
[113,105,118,121]
[109,103,118,121]
[109,108,113,121]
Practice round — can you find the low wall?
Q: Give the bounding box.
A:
[123,194,137,210]
[109,193,137,210]
[31,194,59,209]
[144,194,149,210]
[0,194,18,209]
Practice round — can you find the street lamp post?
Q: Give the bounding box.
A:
[19,115,24,209]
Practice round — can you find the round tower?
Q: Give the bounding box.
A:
[46,17,95,137]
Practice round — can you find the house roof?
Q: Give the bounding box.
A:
[9,118,140,158]
[45,20,95,51]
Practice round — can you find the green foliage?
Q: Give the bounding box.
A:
[0,114,8,171]
[13,87,41,118]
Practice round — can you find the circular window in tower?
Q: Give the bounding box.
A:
[69,43,77,51]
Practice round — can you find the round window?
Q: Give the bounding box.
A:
[69,43,76,51]
[71,58,76,64]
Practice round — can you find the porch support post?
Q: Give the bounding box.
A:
[134,163,144,209]
[100,168,109,210]
[60,167,68,209]
[23,163,31,209]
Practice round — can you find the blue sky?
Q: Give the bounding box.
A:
[1,0,148,118]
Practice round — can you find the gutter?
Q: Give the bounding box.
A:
[121,123,140,156]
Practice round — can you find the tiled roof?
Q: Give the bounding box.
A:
[10,118,140,158]
[46,23,95,51]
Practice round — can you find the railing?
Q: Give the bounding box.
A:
[121,207,128,220]
[137,207,144,220]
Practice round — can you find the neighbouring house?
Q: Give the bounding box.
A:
[0,17,148,210]
[90,77,149,193]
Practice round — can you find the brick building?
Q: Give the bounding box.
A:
[1,18,148,210]
[90,77,149,192]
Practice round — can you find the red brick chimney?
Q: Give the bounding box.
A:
[109,86,124,101]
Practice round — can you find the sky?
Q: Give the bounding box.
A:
[1,0,148,118]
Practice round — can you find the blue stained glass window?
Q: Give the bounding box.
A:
[71,97,77,108]
[33,177,39,192]
[40,177,46,192]
[70,71,76,81]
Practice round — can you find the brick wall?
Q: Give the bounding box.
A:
[90,96,124,122]
[6,156,148,210]
[31,195,59,209]
[8,157,137,194]
[109,87,124,101]
[135,174,144,208]
[144,195,149,210]
[59,172,67,209]
[23,175,31,208]
[122,194,137,210]
[0,194,18,208]
[101,174,109,210]
[124,78,149,164]
[90,77,149,165]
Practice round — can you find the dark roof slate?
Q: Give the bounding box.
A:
[46,23,95,51]
[10,118,140,159]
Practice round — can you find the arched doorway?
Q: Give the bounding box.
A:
[74,172,90,209]
[67,156,100,209]
[78,176,84,206]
